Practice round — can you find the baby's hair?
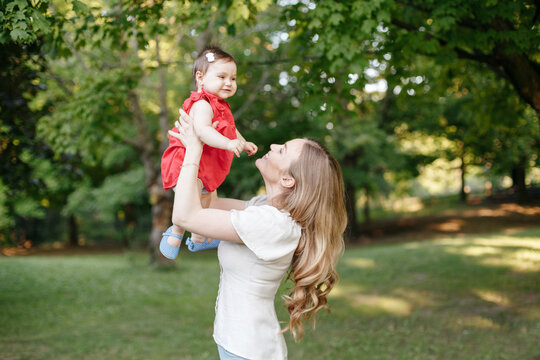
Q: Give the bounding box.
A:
[192,46,236,82]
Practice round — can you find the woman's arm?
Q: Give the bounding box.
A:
[170,110,243,244]
[210,192,247,211]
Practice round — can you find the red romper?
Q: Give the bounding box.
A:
[161,88,237,192]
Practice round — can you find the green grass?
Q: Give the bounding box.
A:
[1,228,539,360]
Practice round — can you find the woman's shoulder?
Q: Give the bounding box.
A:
[233,198,301,241]
[245,194,267,207]
[231,203,301,261]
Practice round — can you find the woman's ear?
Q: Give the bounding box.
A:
[280,176,295,189]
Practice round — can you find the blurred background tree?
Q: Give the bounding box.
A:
[1,0,538,256]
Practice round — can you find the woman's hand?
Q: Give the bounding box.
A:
[168,109,203,154]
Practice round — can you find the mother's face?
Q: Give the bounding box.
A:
[255,138,307,187]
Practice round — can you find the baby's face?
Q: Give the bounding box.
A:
[200,60,237,100]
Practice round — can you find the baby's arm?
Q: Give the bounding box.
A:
[236,129,258,156]
[190,101,244,157]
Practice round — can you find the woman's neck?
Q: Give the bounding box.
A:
[264,185,282,209]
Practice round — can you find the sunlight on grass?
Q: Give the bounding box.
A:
[436,236,540,250]
[393,288,436,307]
[437,235,540,272]
[448,246,502,257]
[343,257,376,269]
[403,242,421,249]
[473,289,511,307]
[479,249,540,272]
[2,227,539,360]
[452,315,502,330]
[429,219,466,232]
[330,284,412,316]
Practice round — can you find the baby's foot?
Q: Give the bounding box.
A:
[166,230,182,247]
[191,233,214,243]
[159,226,184,259]
[186,236,220,252]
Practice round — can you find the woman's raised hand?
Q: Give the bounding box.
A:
[168,109,203,152]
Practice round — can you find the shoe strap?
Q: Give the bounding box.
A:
[162,231,183,240]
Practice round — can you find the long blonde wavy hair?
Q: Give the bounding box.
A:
[278,139,347,341]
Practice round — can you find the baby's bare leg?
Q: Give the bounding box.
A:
[165,224,184,247]
[190,191,212,243]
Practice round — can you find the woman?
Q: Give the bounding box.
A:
[170,109,347,360]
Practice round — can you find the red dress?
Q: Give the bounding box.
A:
[161,88,237,192]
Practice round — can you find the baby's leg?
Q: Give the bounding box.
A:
[166,224,184,247]
[190,191,213,243]
[160,223,185,259]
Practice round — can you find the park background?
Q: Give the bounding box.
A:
[1,0,539,359]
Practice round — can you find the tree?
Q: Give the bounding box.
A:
[283,0,539,213]
[284,0,540,116]
[3,0,294,259]
[0,39,47,246]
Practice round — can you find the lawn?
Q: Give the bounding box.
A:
[1,227,539,360]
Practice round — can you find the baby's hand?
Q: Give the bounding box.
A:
[227,139,245,158]
[243,142,258,156]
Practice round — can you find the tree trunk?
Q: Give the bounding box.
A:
[344,181,358,239]
[459,153,467,203]
[66,214,79,247]
[156,36,172,155]
[487,17,540,118]
[148,184,174,264]
[121,203,136,248]
[511,160,527,203]
[363,186,371,226]
[126,87,174,265]
[496,52,540,118]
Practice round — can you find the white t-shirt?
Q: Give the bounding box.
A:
[213,195,301,360]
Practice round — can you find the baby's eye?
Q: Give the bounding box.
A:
[218,75,225,79]
[279,148,283,154]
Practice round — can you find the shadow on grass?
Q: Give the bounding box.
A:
[285,227,540,360]
[1,229,539,360]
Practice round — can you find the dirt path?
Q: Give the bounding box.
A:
[3,201,539,256]
[350,201,540,246]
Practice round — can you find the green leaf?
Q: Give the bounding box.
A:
[14,197,46,218]
[10,27,28,42]
[30,8,50,34]
[308,17,322,29]
[250,0,271,11]
[227,0,250,24]
[72,0,90,15]
[361,19,377,34]
[7,0,27,12]
[328,13,344,26]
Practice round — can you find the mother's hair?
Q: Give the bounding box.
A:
[277,138,347,340]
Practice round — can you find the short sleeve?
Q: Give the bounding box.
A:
[230,204,301,262]
[244,194,267,208]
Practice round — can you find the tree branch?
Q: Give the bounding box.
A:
[233,70,270,121]
[155,35,171,154]
[43,64,74,96]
